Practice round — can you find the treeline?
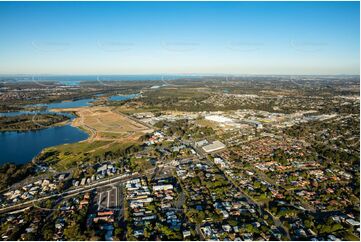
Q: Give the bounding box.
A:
[0,114,69,131]
[97,144,143,161]
[0,162,35,190]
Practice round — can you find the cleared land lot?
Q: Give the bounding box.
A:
[52,106,153,142]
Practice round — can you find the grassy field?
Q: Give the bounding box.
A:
[40,140,137,170]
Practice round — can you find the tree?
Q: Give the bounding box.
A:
[45,199,53,209]
[42,224,54,240]
[64,221,86,240]
[195,211,205,224]
[253,181,261,189]
[73,168,82,179]
[228,219,238,226]
[21,232,36,241]
[157,224,181,240]
[57,181,65,191]
[87,167,96,175]
[114,226,124,238]
[186,208,205,224]
[304,219,314,229]
[259,193,267,201]
[245,224,255,233]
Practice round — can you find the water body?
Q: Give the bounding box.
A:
[108,93,140,101]
[0,94,137,165]
[58,80,81,86]
[0,125,88,165]
[33,98,95,109]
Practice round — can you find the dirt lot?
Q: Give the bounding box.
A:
[52,106,153,142]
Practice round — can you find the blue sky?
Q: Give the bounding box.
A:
[0,1,359,75]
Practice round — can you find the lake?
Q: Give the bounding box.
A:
[33,98,95,109]
[108,93,140,101]
[0,94,137,165]
[0,125,88,165]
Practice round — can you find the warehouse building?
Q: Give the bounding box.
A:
[202,140,226,153]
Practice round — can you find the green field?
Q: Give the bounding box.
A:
[38,140,137,170]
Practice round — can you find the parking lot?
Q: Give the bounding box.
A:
[94,184,123,210]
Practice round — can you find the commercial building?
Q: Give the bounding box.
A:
[202,140,226,153]
[205,115,233,123]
